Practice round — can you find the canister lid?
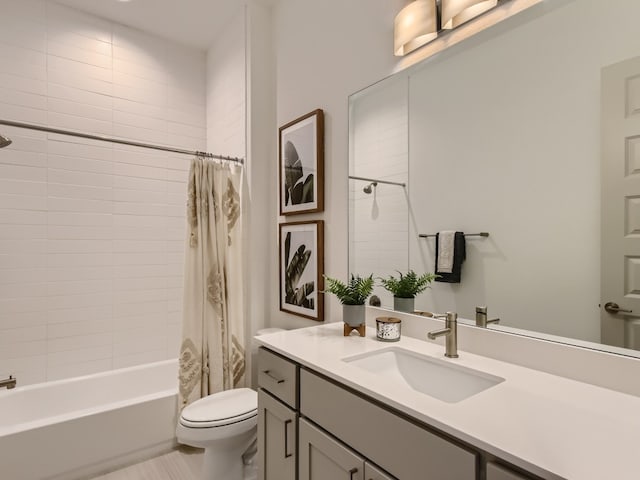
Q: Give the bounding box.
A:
[376,316,401,323]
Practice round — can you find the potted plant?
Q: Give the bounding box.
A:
[380,270,437,313]
[324,274,374,327]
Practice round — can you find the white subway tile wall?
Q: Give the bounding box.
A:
[205,10,246,157]
[0,0,207,386]
[349,79,409,308]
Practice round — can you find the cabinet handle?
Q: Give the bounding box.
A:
[284,419,293,458]
[263,369,285,384]
[349,467,358,479]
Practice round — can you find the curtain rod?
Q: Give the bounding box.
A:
[0,119,244,165]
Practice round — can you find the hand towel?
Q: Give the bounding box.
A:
[436,230,455,273]
[435,231,466,283]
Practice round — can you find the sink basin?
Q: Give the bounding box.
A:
[343,347,504,403]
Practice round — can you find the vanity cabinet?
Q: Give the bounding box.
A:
[300,368,475,480]
[257,347,544,480]
[258,389,297,480]
[299,418,397,480]
[486,462,532,480]
[364,462,395,480]
[299,418,365,480]
[257,348,298,480]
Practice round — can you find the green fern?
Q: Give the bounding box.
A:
[323,274,374,305]
[380,270,437,298]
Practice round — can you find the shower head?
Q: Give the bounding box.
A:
[0,134,12,148]
[363,182,378,194]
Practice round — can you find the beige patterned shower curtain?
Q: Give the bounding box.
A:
[178,156,245,409]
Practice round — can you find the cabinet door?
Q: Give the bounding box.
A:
[364,462,396,480]
[258,389,296,480]
[299,418,364,480]
[487,462,533,480]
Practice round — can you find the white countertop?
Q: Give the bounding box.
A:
[256,323,640,480]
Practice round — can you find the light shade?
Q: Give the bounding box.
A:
[394,0,438,57]
[441,0,499,30]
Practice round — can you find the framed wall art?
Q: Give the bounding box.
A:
[279,109,324,215]
[279,220,324,322]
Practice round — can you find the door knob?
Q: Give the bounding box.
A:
[604,302,633,314]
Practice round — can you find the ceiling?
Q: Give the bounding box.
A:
[53,0,259,50]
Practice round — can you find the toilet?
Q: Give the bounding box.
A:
[177,387,258,479]
[176,328,285,480]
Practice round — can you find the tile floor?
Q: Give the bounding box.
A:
[90,447,258,480]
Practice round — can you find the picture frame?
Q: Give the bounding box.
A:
[279,109,324,215]
[279,220,324,322]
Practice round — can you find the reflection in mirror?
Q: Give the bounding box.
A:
[349,77,410,309]
[349,0,640,357]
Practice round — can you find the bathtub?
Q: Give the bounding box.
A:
[0,359,179,480]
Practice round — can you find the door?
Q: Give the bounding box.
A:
[601,56,640,350]
[299,418,364,480]
[258,389,296,480]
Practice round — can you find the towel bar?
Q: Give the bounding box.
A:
[419,232,489,238]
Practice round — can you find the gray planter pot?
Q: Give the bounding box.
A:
[343,304,365,327]
[393,296,415,313]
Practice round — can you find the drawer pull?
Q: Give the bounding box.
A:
[284,419,293,458]
[263,369,285,384]
[349,467,358,479]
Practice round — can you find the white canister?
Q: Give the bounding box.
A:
[376,317,401,342]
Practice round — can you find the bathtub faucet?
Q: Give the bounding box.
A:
[0,375,16,389]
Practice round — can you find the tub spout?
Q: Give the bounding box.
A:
[0,375,16,389]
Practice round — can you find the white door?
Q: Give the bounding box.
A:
[601,56,640,350]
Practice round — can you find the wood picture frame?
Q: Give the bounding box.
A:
[279,109,324,215]
[279,220,324,322]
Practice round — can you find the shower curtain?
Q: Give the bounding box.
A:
[178,156,245,409]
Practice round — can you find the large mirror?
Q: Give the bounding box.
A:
[349,0,640,357]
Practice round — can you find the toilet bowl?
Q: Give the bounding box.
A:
[176,388,258,480]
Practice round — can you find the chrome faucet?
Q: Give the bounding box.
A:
[475,306,500,328]
[0,375,16,389]
[427,312,459,358]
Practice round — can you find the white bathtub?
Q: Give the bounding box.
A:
[0,359,179,480]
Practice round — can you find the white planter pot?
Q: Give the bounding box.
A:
[393,296,415,313]
[343,304,365,327]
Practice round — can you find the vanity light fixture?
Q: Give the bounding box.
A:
[394,0,504,56]
[441,0,499,29]
[394,0,438,57]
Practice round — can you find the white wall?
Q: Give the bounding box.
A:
[206,9,246,158]
[271,0,406,328]
[406,0,640,342]
[0,0,206,385]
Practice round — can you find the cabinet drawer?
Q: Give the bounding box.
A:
[300,369,477,480]
[258,347,297,408]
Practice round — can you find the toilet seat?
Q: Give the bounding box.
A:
[179,387,257,428]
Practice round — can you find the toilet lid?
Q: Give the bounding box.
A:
[180,388,257,428]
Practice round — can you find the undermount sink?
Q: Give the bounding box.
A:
[343,347,504,403]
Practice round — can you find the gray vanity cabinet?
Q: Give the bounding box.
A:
[299,368,476,480]
[257,389,297,480]
[257,347,544,480]
[364,462,396,480]
[299,418,365,480]
[486,462,532,480]
[257,348,298,480]
[299,419,396,480]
